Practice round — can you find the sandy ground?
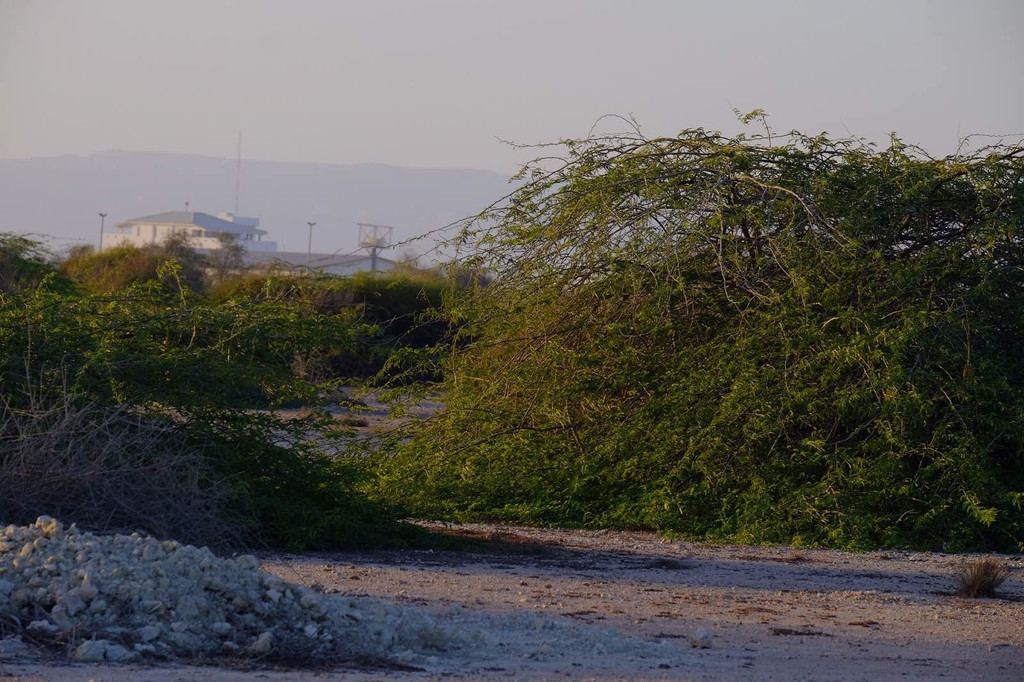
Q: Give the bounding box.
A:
[2,522,1021,680]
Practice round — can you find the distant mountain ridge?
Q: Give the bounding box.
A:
[0,150,512,258]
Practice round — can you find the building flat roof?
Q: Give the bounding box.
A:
[115,211,266,235]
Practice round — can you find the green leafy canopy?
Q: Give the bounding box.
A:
[378,123,1024,552]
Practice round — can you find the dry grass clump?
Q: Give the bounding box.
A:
[954,556,1011,598]
[0,401,243,548]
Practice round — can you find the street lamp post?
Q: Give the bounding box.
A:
[306,221,316,272]
[98,212,107,252]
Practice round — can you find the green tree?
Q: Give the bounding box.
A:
[0,233,68,294]
[60,241,204,293]
[378,126,1024,552]
[1,253,403,549]
[207,232,247,284]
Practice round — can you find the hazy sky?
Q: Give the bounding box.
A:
[2,0,1021,174]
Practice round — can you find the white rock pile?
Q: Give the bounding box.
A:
[0,517,684,672]
[0,517,414,662]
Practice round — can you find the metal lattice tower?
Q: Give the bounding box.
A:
[358,223,393,272]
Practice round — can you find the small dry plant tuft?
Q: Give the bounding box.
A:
[955,557,1011,598]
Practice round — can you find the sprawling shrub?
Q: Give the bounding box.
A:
[0,233,70,294]
[378,125,1024,551]
[60,240,205,294]
[209,270,449,378]
[0,260,403,549]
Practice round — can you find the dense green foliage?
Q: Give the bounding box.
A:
[56,241,447,381]
[377,126,1024,552]
[0,242,422,549]
[208,269,449,378]
[60,241,206,293]
[0,234,70,294]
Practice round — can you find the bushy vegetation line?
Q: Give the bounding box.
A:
[376,124,1024,552]
[58,242,448,380]
[60,240,206,293]
[0,237,439,549]
[208,269,448,379]
[0,234,59,294]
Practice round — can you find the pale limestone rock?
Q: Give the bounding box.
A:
[26,620,58,635]
[76,575,98,602]
[74,639,109,662]
[61,589,86,616]
[137,625,160,642]
[103,643,136,662]
[248,631,274,654]
[210,622,233,636]
[236,555,259,571]
[49,604,72,630]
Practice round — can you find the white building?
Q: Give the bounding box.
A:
[102,211,277,252]
[101,210,397,276]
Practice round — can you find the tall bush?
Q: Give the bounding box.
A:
[208,270,449,378]
[60,241,205,294]
[0,259,400,548]
[0,233,69,294]
[378,126,1024,551]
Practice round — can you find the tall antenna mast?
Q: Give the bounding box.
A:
[358,223,393,273]
[234,128,243,214]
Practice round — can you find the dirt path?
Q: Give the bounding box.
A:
[3,523,1021,680]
